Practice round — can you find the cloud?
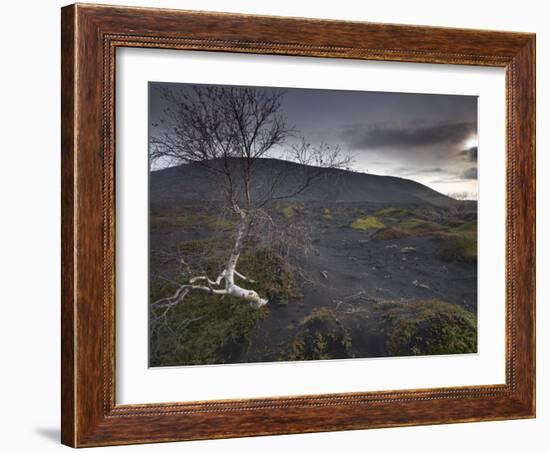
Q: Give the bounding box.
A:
[461,167,478,179]
[417,167,445,174]
[342,121,477,150]
[458,146,478,162]
[431,179,465,184]
[394,167,447,177]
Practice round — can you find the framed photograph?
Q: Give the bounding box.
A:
[61,3,535,447]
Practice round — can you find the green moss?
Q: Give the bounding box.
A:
[150,216,190,226]
[397,218,447,234]
[440,236,477,263]
[378,300,477,356]
[149,289,267,366]
[370,216,478,263]
[371,218,444,240]
[175,238,224,254]
[375,207,411,218]
[150,212,236,230]
[282,307,354,361]
[452,221,477,235]
[351,216,385,230]
[300,306,337,325]
[446,218,467,228]
[440,221,477,263]
[238,249,302,305]
[280,204,303,219]
[322,207,332,220]
[207,217,236,230]
[371,227,407,240]
[150,246,302,366]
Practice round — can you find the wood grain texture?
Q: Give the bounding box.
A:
[60,3,536,447]
[60,5,76,447]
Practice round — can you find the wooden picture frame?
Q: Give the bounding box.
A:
[61,3,535,447]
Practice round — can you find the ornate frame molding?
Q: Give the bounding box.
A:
[61,4,535,447]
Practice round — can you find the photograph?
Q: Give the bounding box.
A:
[148,82,479,367]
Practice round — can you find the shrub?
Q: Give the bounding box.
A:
[238,249,302,305]
[378,299,477,356]
[282,307,354,361]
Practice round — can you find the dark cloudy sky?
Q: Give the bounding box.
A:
[150,83,478,199]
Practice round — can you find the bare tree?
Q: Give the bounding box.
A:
[447,191,470,201]
[150,85,352,313]
[446,191,474,220]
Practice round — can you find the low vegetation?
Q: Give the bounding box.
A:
[371,226,407,240]
[446,217,467,228]
[377,299,477,356]
[150,241,302,366]
[280,204,304,219]
[150,212,236,231]
[375,207,411,218]
[282,307,354,361]
[440,236,477,263]
[322,207,332,220]
[371,215,478,263]
[149,287,267,366]
[351,216,385,230]
[238,249,302,305]
[397,218,447,234]
[150,200,478,365]
[440,221,477,263]
[371,217,444,240]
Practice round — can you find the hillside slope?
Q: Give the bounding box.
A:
[150,158,456,207]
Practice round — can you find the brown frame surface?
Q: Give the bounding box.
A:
[61,3,536,447]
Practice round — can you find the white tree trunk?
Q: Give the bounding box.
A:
[169,213,268,309]
[222,216,268,307]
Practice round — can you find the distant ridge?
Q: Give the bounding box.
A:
[150,158,457,207]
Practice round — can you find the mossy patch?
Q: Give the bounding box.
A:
[452,221,477,235]
[280,204,303,219]
[440,221,477,263]
[322,207,332,220]
[351,216,385,231]
[446,218,467,228]
[238,249,302,305]
[150,213,236,230]
[375,207,411,218]
[371,218,444,240]
[281,307,354,361]
[150,245,302,366]
[149,289,267,366]
[370,217,477,263]
[150,215,189,227]
[371,226,407,241]
[397,218,447,234]
[378,299,477,356]
[173,237,228,254]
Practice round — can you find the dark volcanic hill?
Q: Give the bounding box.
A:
[150,158,456,207]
